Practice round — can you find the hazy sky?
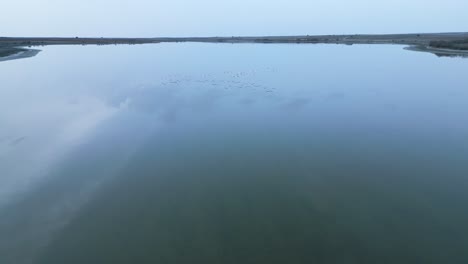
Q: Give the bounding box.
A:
[2,0,467,37]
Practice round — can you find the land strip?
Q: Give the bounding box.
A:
[1,33,467,56]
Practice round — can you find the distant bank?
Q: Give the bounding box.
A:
[0,47,40,62]
[1,33,468,57]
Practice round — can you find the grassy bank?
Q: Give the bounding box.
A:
[429,39,468,50]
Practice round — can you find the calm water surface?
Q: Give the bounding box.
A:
[1,44,468,263]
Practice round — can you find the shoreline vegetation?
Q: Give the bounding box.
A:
[1,33,468,58]
[0,47,41,62]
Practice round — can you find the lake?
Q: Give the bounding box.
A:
[1,43,468,263]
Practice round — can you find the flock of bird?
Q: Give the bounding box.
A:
[156,69,279,94]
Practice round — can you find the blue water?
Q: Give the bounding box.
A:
[1,44,468,263]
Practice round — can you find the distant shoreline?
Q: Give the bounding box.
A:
[1,32,467,56]
[0,48,41,62]
[405,45,468,58]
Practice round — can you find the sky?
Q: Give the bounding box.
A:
[2,0,468,37]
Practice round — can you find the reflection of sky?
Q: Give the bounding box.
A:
[0,87,118,207]
[1,44,467,209]
[1,43,468,263]
[2,0,468,37]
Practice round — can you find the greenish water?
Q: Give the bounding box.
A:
[1,44,468,263]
